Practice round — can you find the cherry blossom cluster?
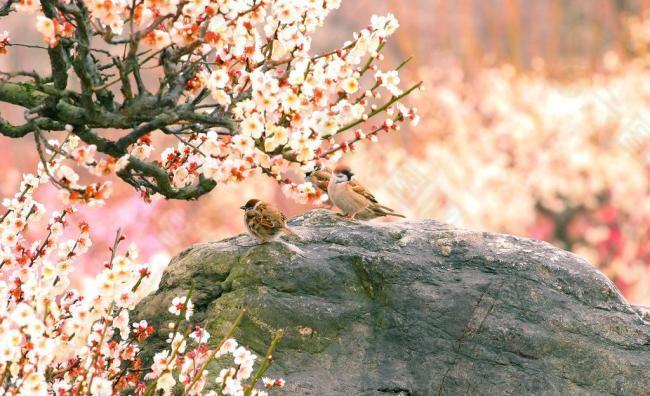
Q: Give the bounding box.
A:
[139,297,285,395]
[41,134,117,205]
[0,147,153,394]
[0,145,284,394]
[1,0,419,203]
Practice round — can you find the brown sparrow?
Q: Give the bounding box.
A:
[240,199,298,243]
[307,168,334,208]
[327,166,405,220]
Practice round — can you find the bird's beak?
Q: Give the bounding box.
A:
[239,206,246,210]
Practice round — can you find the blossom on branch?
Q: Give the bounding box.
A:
[0,150,284,394]
[0,0,419,203]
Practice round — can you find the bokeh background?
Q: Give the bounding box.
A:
[1,0,649,304]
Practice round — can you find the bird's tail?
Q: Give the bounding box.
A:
[376,205,406,218]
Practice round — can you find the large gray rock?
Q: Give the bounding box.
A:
[135,210,650,395]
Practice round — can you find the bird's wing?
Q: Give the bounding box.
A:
[348,180,379,204]
[256,203,287,229]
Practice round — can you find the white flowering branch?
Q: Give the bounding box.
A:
[0,0,419,203]
[0,158,285,394]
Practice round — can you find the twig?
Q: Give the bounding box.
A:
[181,309,247,395]
[243,329,284,396]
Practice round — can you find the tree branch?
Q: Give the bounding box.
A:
[118,158,217,200]
[0,0,15,16]
[40,0,71,90]
[0,1,418,202]
[0,117,66,138]
[0,81,50,108]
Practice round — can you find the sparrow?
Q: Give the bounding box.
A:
[240,199,298,243]
[327,165,405,220]
[307,168,334,208]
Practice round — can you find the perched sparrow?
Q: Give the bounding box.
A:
[307,168,334,208]
[240,199,298,243]
[327,166,405,220]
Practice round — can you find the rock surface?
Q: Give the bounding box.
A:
[135,210,650,395]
